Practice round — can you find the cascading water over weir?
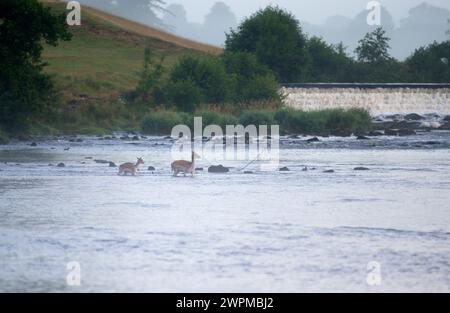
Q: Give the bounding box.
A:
[281,83,450,116]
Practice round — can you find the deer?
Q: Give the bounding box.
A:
[171,151,201,177]
[118,157,144,176]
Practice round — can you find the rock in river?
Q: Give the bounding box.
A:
[354,167,370,171]
[306,137,320,143]
[208,165,229,173]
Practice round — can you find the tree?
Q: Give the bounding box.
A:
[0,0,72,131]
[169,55,229,104]
[355,27,392,63]
[225,6,309,83]
[406,41,450,82]
[222,52,279,102]
[306,37,353,82]
[135,47,165,104]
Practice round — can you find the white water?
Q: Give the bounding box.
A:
[1,134,450,292]
[282,87,450,115]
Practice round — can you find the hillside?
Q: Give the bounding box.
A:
[41,0,221,101]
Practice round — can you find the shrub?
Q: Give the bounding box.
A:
[274,108,372,135]
[170,55,229,104]
[196,111,239,129]
[239,110,275,126]
[0,128,9,145]
[167,79,203,113]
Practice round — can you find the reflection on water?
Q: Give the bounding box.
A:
[1,133,450,292]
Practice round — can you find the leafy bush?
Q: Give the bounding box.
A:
[239,110,275,126]
[196,111,238,129]
[274,108,371,135]
[170,55,229,104]
[167,79,203,113]
[0,128,9,145]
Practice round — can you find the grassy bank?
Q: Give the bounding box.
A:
[0,129,9,145]
[140,108,372,136]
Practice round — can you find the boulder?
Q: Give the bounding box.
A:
[109,162,117,168]
[244,171,254,174]
[30,142,37,147]
[368,131,384,137]
[148,166,156,171]
[132,136,140,141]
[443,115,450,122]
[208,165,229,173]
[195,167,203,171]
[323,169,335,173]
[354,167,370,171]
[94,159,109,164]
[356,135,370,140]
[279,167,290,172]
[439,122,450,130]
[405,113,425,121]
[306,137,320,143]
[57,163,65,168]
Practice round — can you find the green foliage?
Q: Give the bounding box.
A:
[170,55,229,104]
[196,111,238,129]
[165,53,281,111]
[406,41,450,83]
[0,0,72,132]
[274,108,372,135]
[222,52,280,102]
[306,38,354,82]
[225,6,309,83]
[135,47,165,104]
[0,128,10,145]
[135,108,372,136]
[167,79,203,113]
[239,110,276,126]
[355,27,392,64]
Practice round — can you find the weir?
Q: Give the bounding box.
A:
[281,83,450,115]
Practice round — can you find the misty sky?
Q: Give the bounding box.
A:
[164,0,450,25]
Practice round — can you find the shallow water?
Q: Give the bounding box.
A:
[1,133,450,292]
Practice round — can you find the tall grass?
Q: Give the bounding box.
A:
[0,128,9,144]
[139,108,372,136]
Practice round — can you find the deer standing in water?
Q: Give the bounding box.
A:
[119,157,144,176]
[171,151,200,177]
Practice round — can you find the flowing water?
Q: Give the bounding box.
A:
[1,132,450,292]
[282,87,450,115]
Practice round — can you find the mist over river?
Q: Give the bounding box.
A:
[1,132,450,292]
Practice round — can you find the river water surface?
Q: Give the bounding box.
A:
[1,132,450,292]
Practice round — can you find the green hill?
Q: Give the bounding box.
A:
[42,0,221,101]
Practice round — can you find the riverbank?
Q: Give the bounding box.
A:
[1,107,372,141]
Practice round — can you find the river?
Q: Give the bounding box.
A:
[1,132,450,292]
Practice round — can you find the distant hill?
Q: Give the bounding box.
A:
[41,0,221,102]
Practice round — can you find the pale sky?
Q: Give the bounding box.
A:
[164,0,450,25]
